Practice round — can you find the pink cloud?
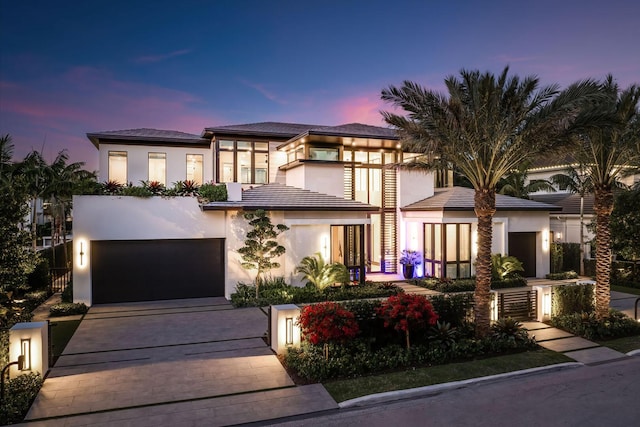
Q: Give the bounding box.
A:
[332,94,387,126]
[133,49,193,64]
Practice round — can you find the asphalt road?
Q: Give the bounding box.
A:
[269,356,640,427]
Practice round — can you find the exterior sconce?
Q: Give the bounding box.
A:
[542,229,550,252]
[490,291,498,322]
[321,235,329,260]
[285,317,294,346]
[79,241,86,267]
[20,339,31,371]
[534,285,553,321]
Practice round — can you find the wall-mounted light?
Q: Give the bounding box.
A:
[20,339,31,371]
[285,317,294,346]
[490,291,498,322]
[79,241,85,267]
[543,292,551,317]
[321,235,330,260]
[542,229,550,252]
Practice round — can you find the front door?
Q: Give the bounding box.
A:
[508,232,537,277]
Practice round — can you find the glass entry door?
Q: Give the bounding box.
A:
[331,225,365,284]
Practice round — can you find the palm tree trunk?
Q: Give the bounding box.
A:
[474,189,496,338]
[579,195,585,276]
[594,188,613,320]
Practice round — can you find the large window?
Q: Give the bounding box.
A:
[424,223,472,279]
[108,151,127,184]
[217,140,269,184]
[331,225,365,284]
[186,154,204,185]
[148,152,166,185]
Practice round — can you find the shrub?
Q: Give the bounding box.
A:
[121,185,153,197]
[377,294,438,349]
[198,182,227,202]
[296,252,350,290]
[428,293,474,327]
[100,180,124,195]
[141,180,165,195]
[61,281,73,303]
[552,283,594,316]
[0,372,43,425]
[545,271,579,280]
[49,302,88,317]
[490,317,530,346]
[491,254,524,280]
[427,321,458,350]
[491,276,527,289]
[27,258,50,290]
[298,302,359,359]
[551,310,640,340]
[550,242,563,274]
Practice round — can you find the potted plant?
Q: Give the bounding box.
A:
[399,250,422,279]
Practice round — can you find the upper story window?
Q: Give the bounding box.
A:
[186,154,204,185]
[343,149,398,164]
[148,152,166,185]
[108,151,127,184]
[309,147,339,161]
[217,140,269,184]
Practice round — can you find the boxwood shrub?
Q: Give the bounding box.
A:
[0,372,43,425]
[551,309,640,340]
[413,276,526,293]
[49,302,89,317]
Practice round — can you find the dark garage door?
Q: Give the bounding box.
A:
[91,238,225,304]
[508,232,537,277]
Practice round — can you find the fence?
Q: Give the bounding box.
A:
[49,268,71,293]
[494,288,537,320]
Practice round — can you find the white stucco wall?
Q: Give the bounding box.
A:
[98,143,213,185]
[284,163,345,198]
[73,195,225,305]
[397,169,435,207]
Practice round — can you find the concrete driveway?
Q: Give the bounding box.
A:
[24,298,336,426]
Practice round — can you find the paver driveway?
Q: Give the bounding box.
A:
[25,297,336,425]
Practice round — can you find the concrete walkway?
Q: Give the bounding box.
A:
[522,321,628,364]
[23,298,337,426]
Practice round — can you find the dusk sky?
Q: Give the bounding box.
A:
[1,0,638,172]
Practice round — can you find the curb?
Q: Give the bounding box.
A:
[339,362,583,408]
[627,349,640,357]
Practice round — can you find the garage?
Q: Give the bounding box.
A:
[91,238,225,304]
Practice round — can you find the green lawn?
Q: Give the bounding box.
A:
[611,285,640,296]
[50,319,81,360]
[323,349,572,402]
[596,335,640,353]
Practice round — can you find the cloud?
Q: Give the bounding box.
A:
[331,94,387,126]
[238,79,288,104]
[0,66,223,170]
[133,49,192,64]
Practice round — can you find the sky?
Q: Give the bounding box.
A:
[1,0,639,172]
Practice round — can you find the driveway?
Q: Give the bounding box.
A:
[24,298,336,426]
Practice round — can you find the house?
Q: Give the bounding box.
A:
[73,122,560,305]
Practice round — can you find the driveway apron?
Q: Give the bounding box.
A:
[24,297,337,425]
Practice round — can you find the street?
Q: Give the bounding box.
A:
[270,356,640,427]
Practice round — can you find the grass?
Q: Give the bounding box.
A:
[323,348,572,402]
[611,285,640,296]
[596,335,640,353]
[50,319,81,361]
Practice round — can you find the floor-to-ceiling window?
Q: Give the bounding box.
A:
[331,225,365,283]
[424,223,472,278]
[343,149,398,273]
[217,140,269,184]
[108,151,127,184]
[186,154,204,185]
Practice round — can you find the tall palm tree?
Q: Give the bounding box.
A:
[16,150,47,249]
[572,76,640,319]
[381,67,600,337]
[550,164,594,276]
[43,150,95,266]
[498,163,556,199]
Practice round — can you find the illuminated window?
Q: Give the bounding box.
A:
[309,147,339,161]
[424,223,471,278]
[186,154,203,185]
[108,151,127,184]
[148,152,166,185]
[217,140,269,184]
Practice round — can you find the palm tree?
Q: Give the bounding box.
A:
[550,164,594,276]
[381,67,600,337]
[498,163,556,199]
[16,150,47,249]
[43,150,95,266]
[571,76,640,319]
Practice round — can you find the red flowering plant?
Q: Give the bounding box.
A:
[376,294,439,350]
[297,302,359,360]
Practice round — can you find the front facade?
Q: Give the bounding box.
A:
[75,122,558,305]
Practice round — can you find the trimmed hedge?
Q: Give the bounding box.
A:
[552,283,594,316]
[413,276,527,293]
[551,310,640,340]
[545,271,579,280]
[0,372,43,425]
[49,302,88,317]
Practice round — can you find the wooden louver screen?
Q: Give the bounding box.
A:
[382,168,397,272]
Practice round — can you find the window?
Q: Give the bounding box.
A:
[309,147,339,161]
[108,151,127,184]
[148,152,166,185]
[217,140,269,184]
[424,223,471,278]
[186,154,204,185]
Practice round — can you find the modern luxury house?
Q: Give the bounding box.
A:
[74,122,560,305]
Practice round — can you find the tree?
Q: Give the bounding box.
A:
[381,67,600,337]
[237,209,289,298]
[550,164,594,275]
[498,163,555,199]
[0,135,39,294]
[15,151,47,250]
[573,77,640,318]
[610,187,640,261]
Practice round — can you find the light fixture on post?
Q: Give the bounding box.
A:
[20,339,31,371]
[285,317,294,346]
